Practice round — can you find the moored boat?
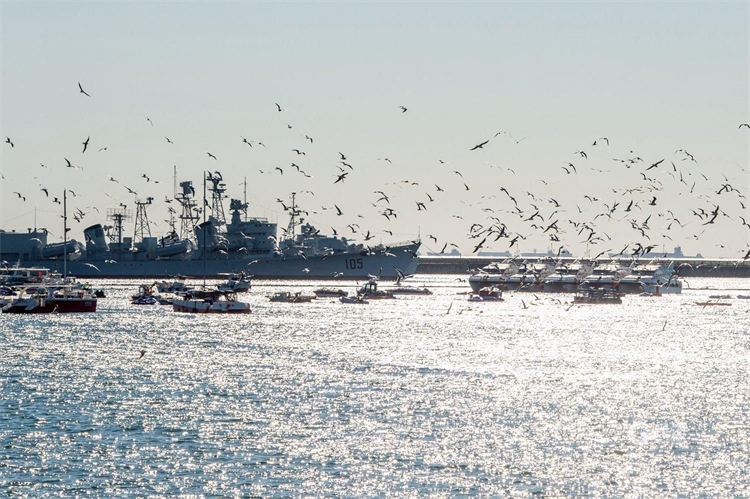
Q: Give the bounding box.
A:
[314,288,348,297]
[2,285,97,313]
[268,291,316,303]
[357,278,395,299]
[172,290,250,313]
[572,286,623,304]
[468,286,504,302]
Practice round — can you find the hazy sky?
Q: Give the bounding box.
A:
[1,1,748,258]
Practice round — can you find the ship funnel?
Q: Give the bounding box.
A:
[84,224,109,253]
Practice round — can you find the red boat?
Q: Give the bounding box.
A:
[2,286,97,314]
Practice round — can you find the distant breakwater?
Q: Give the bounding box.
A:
[416,256,750,278]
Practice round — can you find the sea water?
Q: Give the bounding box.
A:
[1,276,748,495]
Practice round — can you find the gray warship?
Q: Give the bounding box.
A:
[0,172,420,279]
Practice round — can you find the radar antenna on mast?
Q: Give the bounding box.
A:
[106,207,132,253]
[176,180,199,240]
[133,197,154,243]
[206,171,227,227]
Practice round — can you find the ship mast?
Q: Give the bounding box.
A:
[243,176,248,222]
[133,197,153,243]
[285,192,299,241]
[63,189,67,278]
[203,171,207,285]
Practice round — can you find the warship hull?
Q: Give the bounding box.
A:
[14,242,420,279]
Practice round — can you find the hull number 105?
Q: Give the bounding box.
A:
[345,258,363,270]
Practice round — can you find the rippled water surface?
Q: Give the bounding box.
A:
[2,276,748,495]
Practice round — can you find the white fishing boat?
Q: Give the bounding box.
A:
[217,272,251,293]
[173,290,250,313]
[2,285,97,313]
[620,263,682,294]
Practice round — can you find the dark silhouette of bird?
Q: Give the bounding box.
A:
[292,148,305,155]
[64,158,74,168]
[649,197,657,206]
[13,192,25,201]
[305,134,313,143]
[416,201,426,211]
[334,172,348,184]
[5,137,13,147]
[78,82,90,96]
[739,123,750,129]
[646,159,664,170]
[165,137,173,144]
[82,136,90,153]
[399,106,407,113]
[473,237,487,253]
[275,102,282,112]
[274,166,283,175]
[41,188,48,197]
[335,205,343,216]
[207,152,217,160]
[435,184,444,192]
[139,349,146,359]
[470,140,489,151]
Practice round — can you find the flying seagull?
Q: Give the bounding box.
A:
[82,136,90,153]
[78,82,90,97]
[469,140,489,151]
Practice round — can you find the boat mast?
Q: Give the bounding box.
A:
[243,176,248,222]
[286,191,297,240]
[203,171,207,286]
[63,189,67,278]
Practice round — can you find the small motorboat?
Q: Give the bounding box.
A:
[468,286,504,302]
[217,273,251,293]
[131,284,156,301]
[269,291,316,303]
[387,286,433,295]
[173,290,250,314]
[357,279,395,300]
[154,278,191,294]
[132,295,158,305]
[314,288,348,298]
[340,295,369,304]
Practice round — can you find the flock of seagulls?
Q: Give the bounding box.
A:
[1,81,748,261]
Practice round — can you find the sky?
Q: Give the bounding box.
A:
[1,1,748,258]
